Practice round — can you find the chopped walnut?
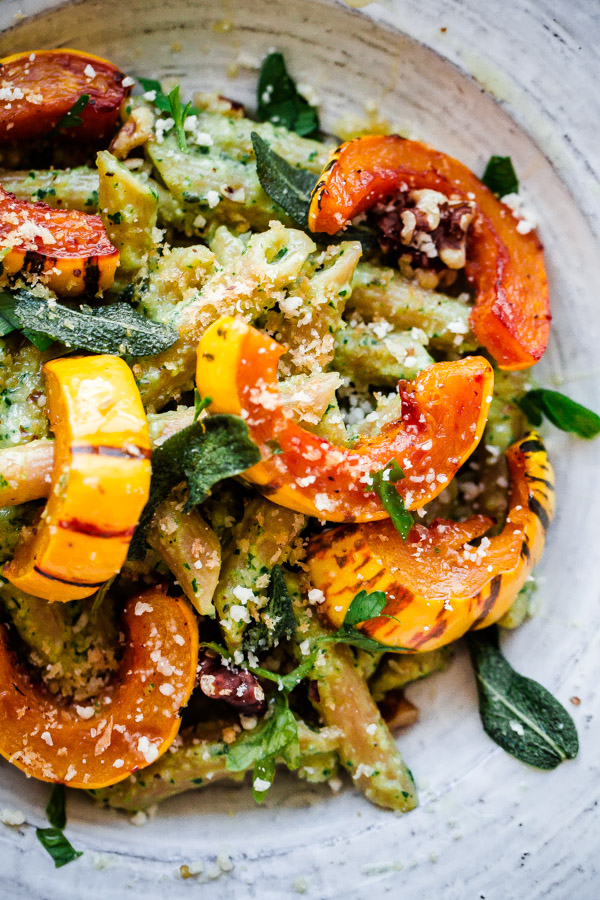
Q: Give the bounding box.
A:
[373,187,475,277]
[197,651,266,715]
[109,105,155,159]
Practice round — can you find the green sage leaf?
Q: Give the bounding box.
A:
[466,626,579,769]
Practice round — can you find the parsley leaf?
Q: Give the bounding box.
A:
[53,94,90,131]
[138,77,172,113]
[129,415,261,559]
[36,784,82,868]
[466,626,579,769]
[482,155,519,197]
[320,589,410,654]
[0,289,178,357]
[226,692,300,803]
[251,133,377,248]
[36,828,83,869]
[517,388,600,439]
[257,52,319,137]
[343,589,387,626]
[366,460,414,539]
[243,564,297,654]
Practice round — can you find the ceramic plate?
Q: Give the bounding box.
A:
[0,1,598,897]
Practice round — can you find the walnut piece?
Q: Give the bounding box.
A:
[373,187,475,275]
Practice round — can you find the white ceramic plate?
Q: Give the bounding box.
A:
[0,2,599,897]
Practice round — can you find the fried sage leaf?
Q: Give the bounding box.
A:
[0,289,178,357]
[129,415,261,559]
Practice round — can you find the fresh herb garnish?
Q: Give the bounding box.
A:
[481,155,519,197]
[0,289,178,357]
[138,77,172,113]
[36,784,82,868]
[366,460,414,539]
[129,415,261,558]
[320,589,408,654]
[517,388,600,439]
[167,85,193,153]
[466,626,578,769]
[193,389,211,422]
[243,564,297,654]
[36,828,83,869]
[139,78,197,150]
[251,133,377,248]
[257,52,319,137]
[53,94,91,132]
[225,692,300,803]
[252,132,316,227]
[90,575,116,621]
[45,784,67,830]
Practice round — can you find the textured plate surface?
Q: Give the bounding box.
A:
[0,1,599,898]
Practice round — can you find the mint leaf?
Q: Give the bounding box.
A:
[343,589,387,626]
[36,828,83,869]
[257,52,319,137]
[482,155,519,197]
[517,388,600,439]
[45,784,66,830]
[0,289,178,357]
[53,94,90,131]
[243,564,297,654]
[466,626,579,769]
[366,460,414,539]
[129,415,261,559]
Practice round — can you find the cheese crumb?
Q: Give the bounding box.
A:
[253,776,271,792]
[0,808,25,827]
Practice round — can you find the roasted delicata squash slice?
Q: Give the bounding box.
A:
[308,135,551,370]
[196,315,493,522]
[0,186,119,295]
[0,586,198,788]
[0,49,132,143]
[3,355,151,601]
[308,432,554,651]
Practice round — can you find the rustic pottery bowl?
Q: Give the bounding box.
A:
[0,1,598,897]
